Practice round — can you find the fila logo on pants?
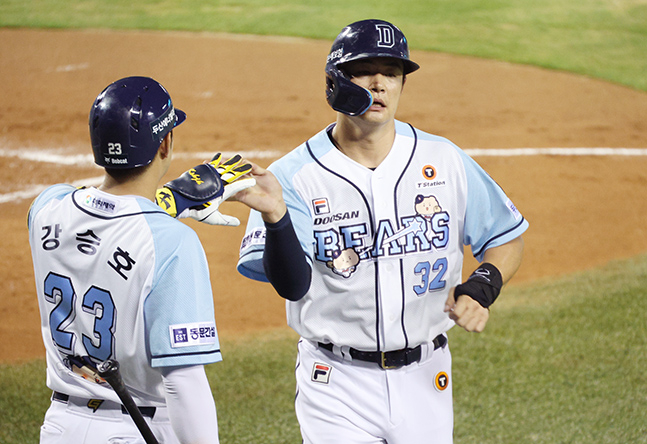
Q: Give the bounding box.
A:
[312,362,332,384]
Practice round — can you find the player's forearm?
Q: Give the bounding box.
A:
[161,365,219,444]
[263,210,311,301]
[449,236,523,321]
[481,235,524,285]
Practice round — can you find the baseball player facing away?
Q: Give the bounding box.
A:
[234,20,528,443]
[28,77,252,444]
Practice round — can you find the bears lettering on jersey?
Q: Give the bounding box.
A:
[314,194,450,278]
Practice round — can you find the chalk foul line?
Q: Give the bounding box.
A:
[464,147,647,156]
[1,147,646,204]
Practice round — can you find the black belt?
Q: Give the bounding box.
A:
[52,391,156,418]
[318,334,447,369]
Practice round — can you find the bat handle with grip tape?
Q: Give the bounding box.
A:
[98,359,160,444]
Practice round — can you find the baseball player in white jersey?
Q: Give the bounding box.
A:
[233,20,528,443]
[29,76,253,444]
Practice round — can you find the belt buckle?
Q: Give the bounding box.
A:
[380,352,399,369]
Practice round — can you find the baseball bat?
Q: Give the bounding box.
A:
[97,359,159,444]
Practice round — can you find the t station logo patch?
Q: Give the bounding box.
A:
[417,164,446,189]
[434,371,449,392]
[422,164,437,180]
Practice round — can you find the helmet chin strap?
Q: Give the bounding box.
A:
[325,67,373,116]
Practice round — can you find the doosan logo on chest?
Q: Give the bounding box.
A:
[314,211,360,226]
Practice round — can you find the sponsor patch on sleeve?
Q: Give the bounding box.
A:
[169,322,217,348]
[239,227,266,252]
[506,199,522,220]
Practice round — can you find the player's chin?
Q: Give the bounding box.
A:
[360,107,391,123]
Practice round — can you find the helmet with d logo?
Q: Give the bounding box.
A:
[325,19,419,116]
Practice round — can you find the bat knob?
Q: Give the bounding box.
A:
[97,359,120,377]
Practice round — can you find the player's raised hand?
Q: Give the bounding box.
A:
[229,161,287,224]
[155,162,226,218]
[444,287,490,333]
[155,153,255,226]
[184,153,256,226]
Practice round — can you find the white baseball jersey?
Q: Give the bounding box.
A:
[29,185,221,406]
[238,120,528,352]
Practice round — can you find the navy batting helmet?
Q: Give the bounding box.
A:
[89,76,186,169]
[325,19,420,116]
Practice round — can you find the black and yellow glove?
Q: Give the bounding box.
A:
[155,153,254,224]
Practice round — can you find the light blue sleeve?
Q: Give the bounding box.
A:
[271,159,316,259]
[237,147,314,282]
[237,208,268,281]
[459,151,529,262]
[144,215,222,368]
[28,184,75,231]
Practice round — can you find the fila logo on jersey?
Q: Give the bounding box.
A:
[312,198,330,215]
[434,371,449,392]
[311,362,332,384]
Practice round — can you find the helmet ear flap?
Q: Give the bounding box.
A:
[325,66,373,116]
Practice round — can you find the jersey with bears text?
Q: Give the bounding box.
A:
[238,120,528,351]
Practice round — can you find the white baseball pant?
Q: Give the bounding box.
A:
[295,338,454,444]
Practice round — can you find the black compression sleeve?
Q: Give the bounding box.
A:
[262,211,311,301]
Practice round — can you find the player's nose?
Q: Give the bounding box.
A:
[368,74,386,92]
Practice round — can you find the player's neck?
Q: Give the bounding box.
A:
[98,159,164,201]
[98,174,158,201]
[331,119,395,169]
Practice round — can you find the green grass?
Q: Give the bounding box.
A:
[207,330,302,443]
[2,255,647,443]
[1,4,646,441]
[0,0,646,91]
[451,254,647,443]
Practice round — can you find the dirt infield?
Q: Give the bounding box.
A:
[1,28,646,363]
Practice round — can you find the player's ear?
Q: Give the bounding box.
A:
[158,131,173,160]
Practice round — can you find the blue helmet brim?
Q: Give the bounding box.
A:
[175,108,186,127]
